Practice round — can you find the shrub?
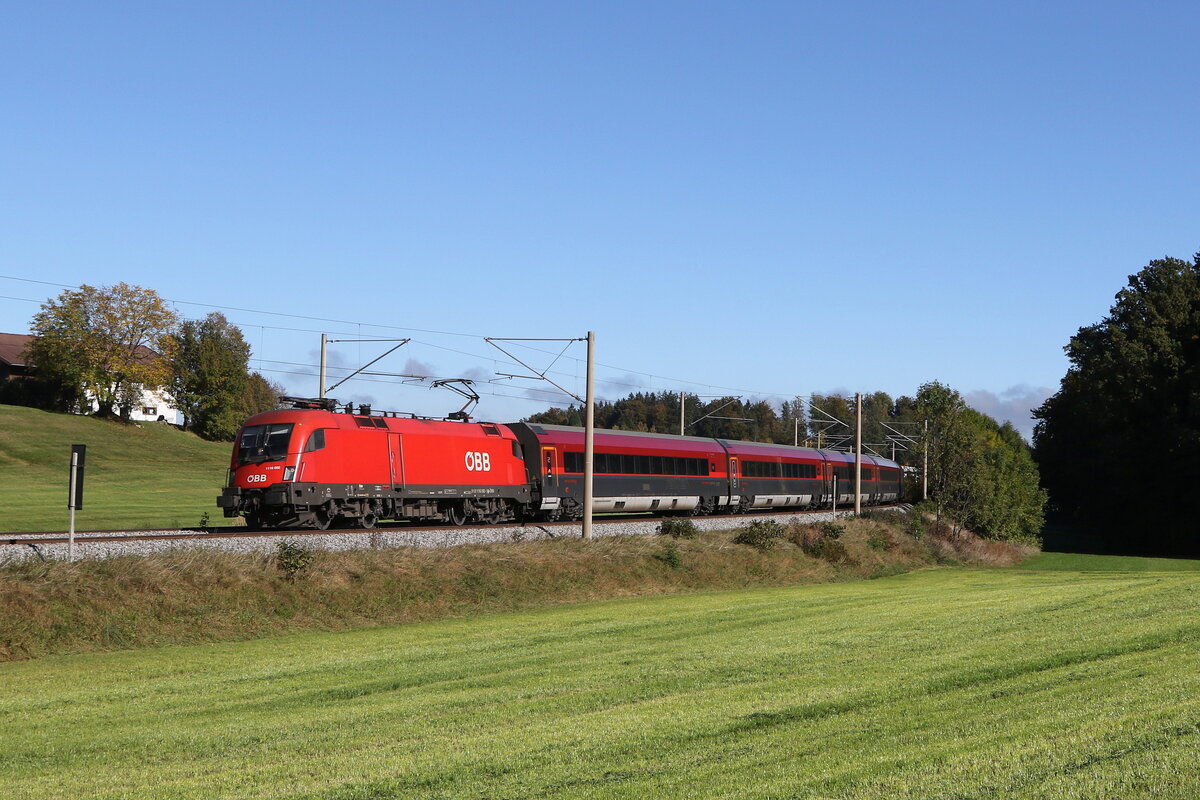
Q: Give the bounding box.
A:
[867,528,894,551]
[817,521,844,538]
[733,520,785,551]
[652,540,683,569]
[657,518,699,539]
[814,536,850,563]
[789,523,851,563]
[276,541,315,581]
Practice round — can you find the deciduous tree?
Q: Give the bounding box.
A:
[29,283,177,418]
[171,312,282,440]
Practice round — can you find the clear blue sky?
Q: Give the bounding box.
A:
[2,1,1197,439]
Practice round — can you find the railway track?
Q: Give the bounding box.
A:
[2,505,905,548]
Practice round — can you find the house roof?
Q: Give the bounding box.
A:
[0,332,162,367]
[0,333,33,367]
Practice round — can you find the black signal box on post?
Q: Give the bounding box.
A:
[69,444,86,510]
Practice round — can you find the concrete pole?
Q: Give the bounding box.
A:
[794,417,799,447]
[319,333,328,399]
[854,392,862,516]
[680,391,685,436]
[922,418,929,501]
[582,331,595,539]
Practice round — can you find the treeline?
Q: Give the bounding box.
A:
[1034,252,1200,556]
[1,282,279,441]
[525,382,1045,542]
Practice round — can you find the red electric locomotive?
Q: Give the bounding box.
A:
[217,399,530,529]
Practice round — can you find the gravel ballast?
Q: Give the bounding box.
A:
[1,509,865,563]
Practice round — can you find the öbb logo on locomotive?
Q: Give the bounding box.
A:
[464,451,491,472]
[215,397,903,531]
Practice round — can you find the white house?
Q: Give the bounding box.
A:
[0,332,183,425]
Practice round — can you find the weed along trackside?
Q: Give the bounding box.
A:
[2,553,1199,799]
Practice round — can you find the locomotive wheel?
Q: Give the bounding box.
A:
[360,512,377,530]
[244,513,264,531]
[445,503,466,526]
[312,507,334,530]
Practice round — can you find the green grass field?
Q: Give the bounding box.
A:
[0,403,235,531]
[2,553,1198,799]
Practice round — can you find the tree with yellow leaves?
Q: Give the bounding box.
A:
[28,283,178,419]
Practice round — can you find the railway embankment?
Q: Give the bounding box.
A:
[0,513,1034,661]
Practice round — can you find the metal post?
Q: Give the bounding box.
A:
[854,392,862,516]
[680,391,685,436]
[319,333,328,399]
[922,419,929,501]
[832,475,837,517]
[582,331,595,539]
[794,418,799,447]
[68,451,78,562]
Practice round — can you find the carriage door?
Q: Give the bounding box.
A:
[730,457,739,494]
[388,434,404,487]
[542,447,557,489]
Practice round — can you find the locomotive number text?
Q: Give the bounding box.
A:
[464,452,492,472]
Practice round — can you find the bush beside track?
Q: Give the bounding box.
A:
[0,513,1033,661]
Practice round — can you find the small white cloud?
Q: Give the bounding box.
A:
[964,385,1054,440]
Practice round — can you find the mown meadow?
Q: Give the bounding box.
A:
[2,553,1198,799]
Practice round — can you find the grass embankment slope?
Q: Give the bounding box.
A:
[2,553,1198,799]
[0,515,1028,660]
[0,403,234,531]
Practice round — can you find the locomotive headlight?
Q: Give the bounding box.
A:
[283,466,296,481]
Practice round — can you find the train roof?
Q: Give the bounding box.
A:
[511,424,899,467]
[510,423,723,452]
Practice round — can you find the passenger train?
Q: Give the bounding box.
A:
[217,398,902,530]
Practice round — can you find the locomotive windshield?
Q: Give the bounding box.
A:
[237,423,294,464]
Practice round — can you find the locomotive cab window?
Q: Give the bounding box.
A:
[303,429,326,453]
[237,423,294,465]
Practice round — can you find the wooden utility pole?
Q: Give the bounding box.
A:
[854,392,862,516]
[582,331,595,539]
